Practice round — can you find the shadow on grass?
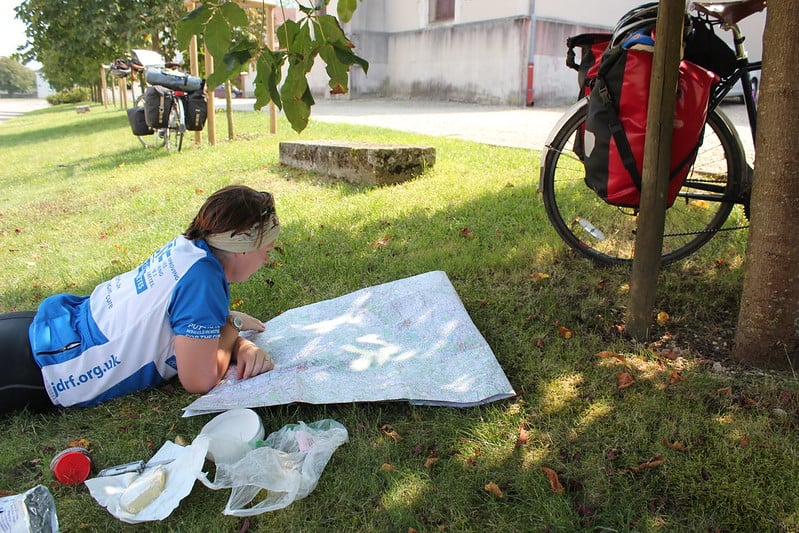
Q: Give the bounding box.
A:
[0,105,132,148]
[4,116,784,530]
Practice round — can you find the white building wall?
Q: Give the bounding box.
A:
[313,0,766,107]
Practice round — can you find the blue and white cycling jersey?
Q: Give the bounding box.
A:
[29,236,229,407]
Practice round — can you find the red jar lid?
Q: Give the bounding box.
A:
[50,447,92,485]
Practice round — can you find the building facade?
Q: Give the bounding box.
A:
[308,0,765,107]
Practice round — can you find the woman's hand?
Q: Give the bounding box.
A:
[230,311,265,333]
[234,338,275,380]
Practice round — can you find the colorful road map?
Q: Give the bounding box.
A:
[183,271,516,416]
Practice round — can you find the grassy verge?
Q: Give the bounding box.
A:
[1,102,797,532]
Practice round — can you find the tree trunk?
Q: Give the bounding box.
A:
[732,0,799,369]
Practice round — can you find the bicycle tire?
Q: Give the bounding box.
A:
[539,98,745,266]
[162,97,184,153]
[132,93,184,152]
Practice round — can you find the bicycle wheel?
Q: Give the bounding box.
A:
[539,98,745,266]
[161,97,184,153]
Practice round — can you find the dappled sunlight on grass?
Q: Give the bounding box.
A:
[576,400,614,431]
[538,373,584,415]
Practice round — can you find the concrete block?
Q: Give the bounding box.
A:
[279,140,435,186]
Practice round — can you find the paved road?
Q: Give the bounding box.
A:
[0,98,50,123]
[2,96,752,156]
[222,97,569,151]
[220,96,753,156]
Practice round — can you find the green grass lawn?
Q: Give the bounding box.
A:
[1,101,797,532]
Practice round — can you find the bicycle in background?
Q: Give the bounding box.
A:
[111,56,205,153]
[539,0,765,266]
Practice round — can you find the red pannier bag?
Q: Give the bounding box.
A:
[583,46,719,208]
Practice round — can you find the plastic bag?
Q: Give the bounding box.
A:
[196,419,348,516]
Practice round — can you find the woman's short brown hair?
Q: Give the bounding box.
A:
[184,185,277,244]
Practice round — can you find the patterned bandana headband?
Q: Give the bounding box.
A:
[206,211,280,253]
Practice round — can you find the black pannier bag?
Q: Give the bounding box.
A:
[183,90,208,131]
[143,85,173,129]
[126,107,153,136]
[566,33,612,99]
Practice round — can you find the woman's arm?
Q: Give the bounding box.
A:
[173,322,240,394]
[174,318,274,393]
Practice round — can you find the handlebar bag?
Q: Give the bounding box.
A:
[684,16,737,78]
[143,85,174,129]
[127,107,153,136]
[582,46,719,208]
[183,90,208,131]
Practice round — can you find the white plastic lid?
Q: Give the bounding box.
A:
[198,408,265,463]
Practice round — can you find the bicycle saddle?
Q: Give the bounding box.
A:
[691,0,766,26]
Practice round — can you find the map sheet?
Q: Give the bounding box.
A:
[182,271,516,416]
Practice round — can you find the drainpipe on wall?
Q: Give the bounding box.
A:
[526,0,536,106]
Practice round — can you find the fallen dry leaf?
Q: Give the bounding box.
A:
[616,372,635,390]
[514,426,529,450]
[539,467,564,494]
[484,481,504,498]
[424,455,439,468]
[380,424,402,442]
[380,463,396,472]
[67,438,90,449]
[628,454,665,473]
[460,227,475,238]
[669,370,684,384]
[529,272,550,283]
[663,440,689,452]
[656,311,670,326]
[739,435,750,447]
[596,350,627,363]
[372,235,391,248]
[174,435,188,446]
[558,326,574,339]
[741,393,758,407]
[714,386,733,397]
[660,349,679,360]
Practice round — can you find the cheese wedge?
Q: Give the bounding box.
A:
[119,465,167,514]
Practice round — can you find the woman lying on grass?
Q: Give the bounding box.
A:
[0,185,278,414]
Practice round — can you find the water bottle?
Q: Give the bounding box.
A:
[576,217,606,241]
[0,485,59,532]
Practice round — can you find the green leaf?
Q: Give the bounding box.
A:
[336,0,360,23]
[254,50,285,110]
[205,11,233,59]
[315,15,348,45]
[177,5,211,50]
[222,43,254,73]
[291,22,316,72]
[319,43,349,94]
[281,67,314,132]
[333,43,369,74]
[277,20,301,51]
[206,40,252,89]
[219,1,249,27]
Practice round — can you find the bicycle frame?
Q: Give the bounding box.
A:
[702,19,760,145]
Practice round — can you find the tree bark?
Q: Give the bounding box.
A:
[732,0,799,369]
